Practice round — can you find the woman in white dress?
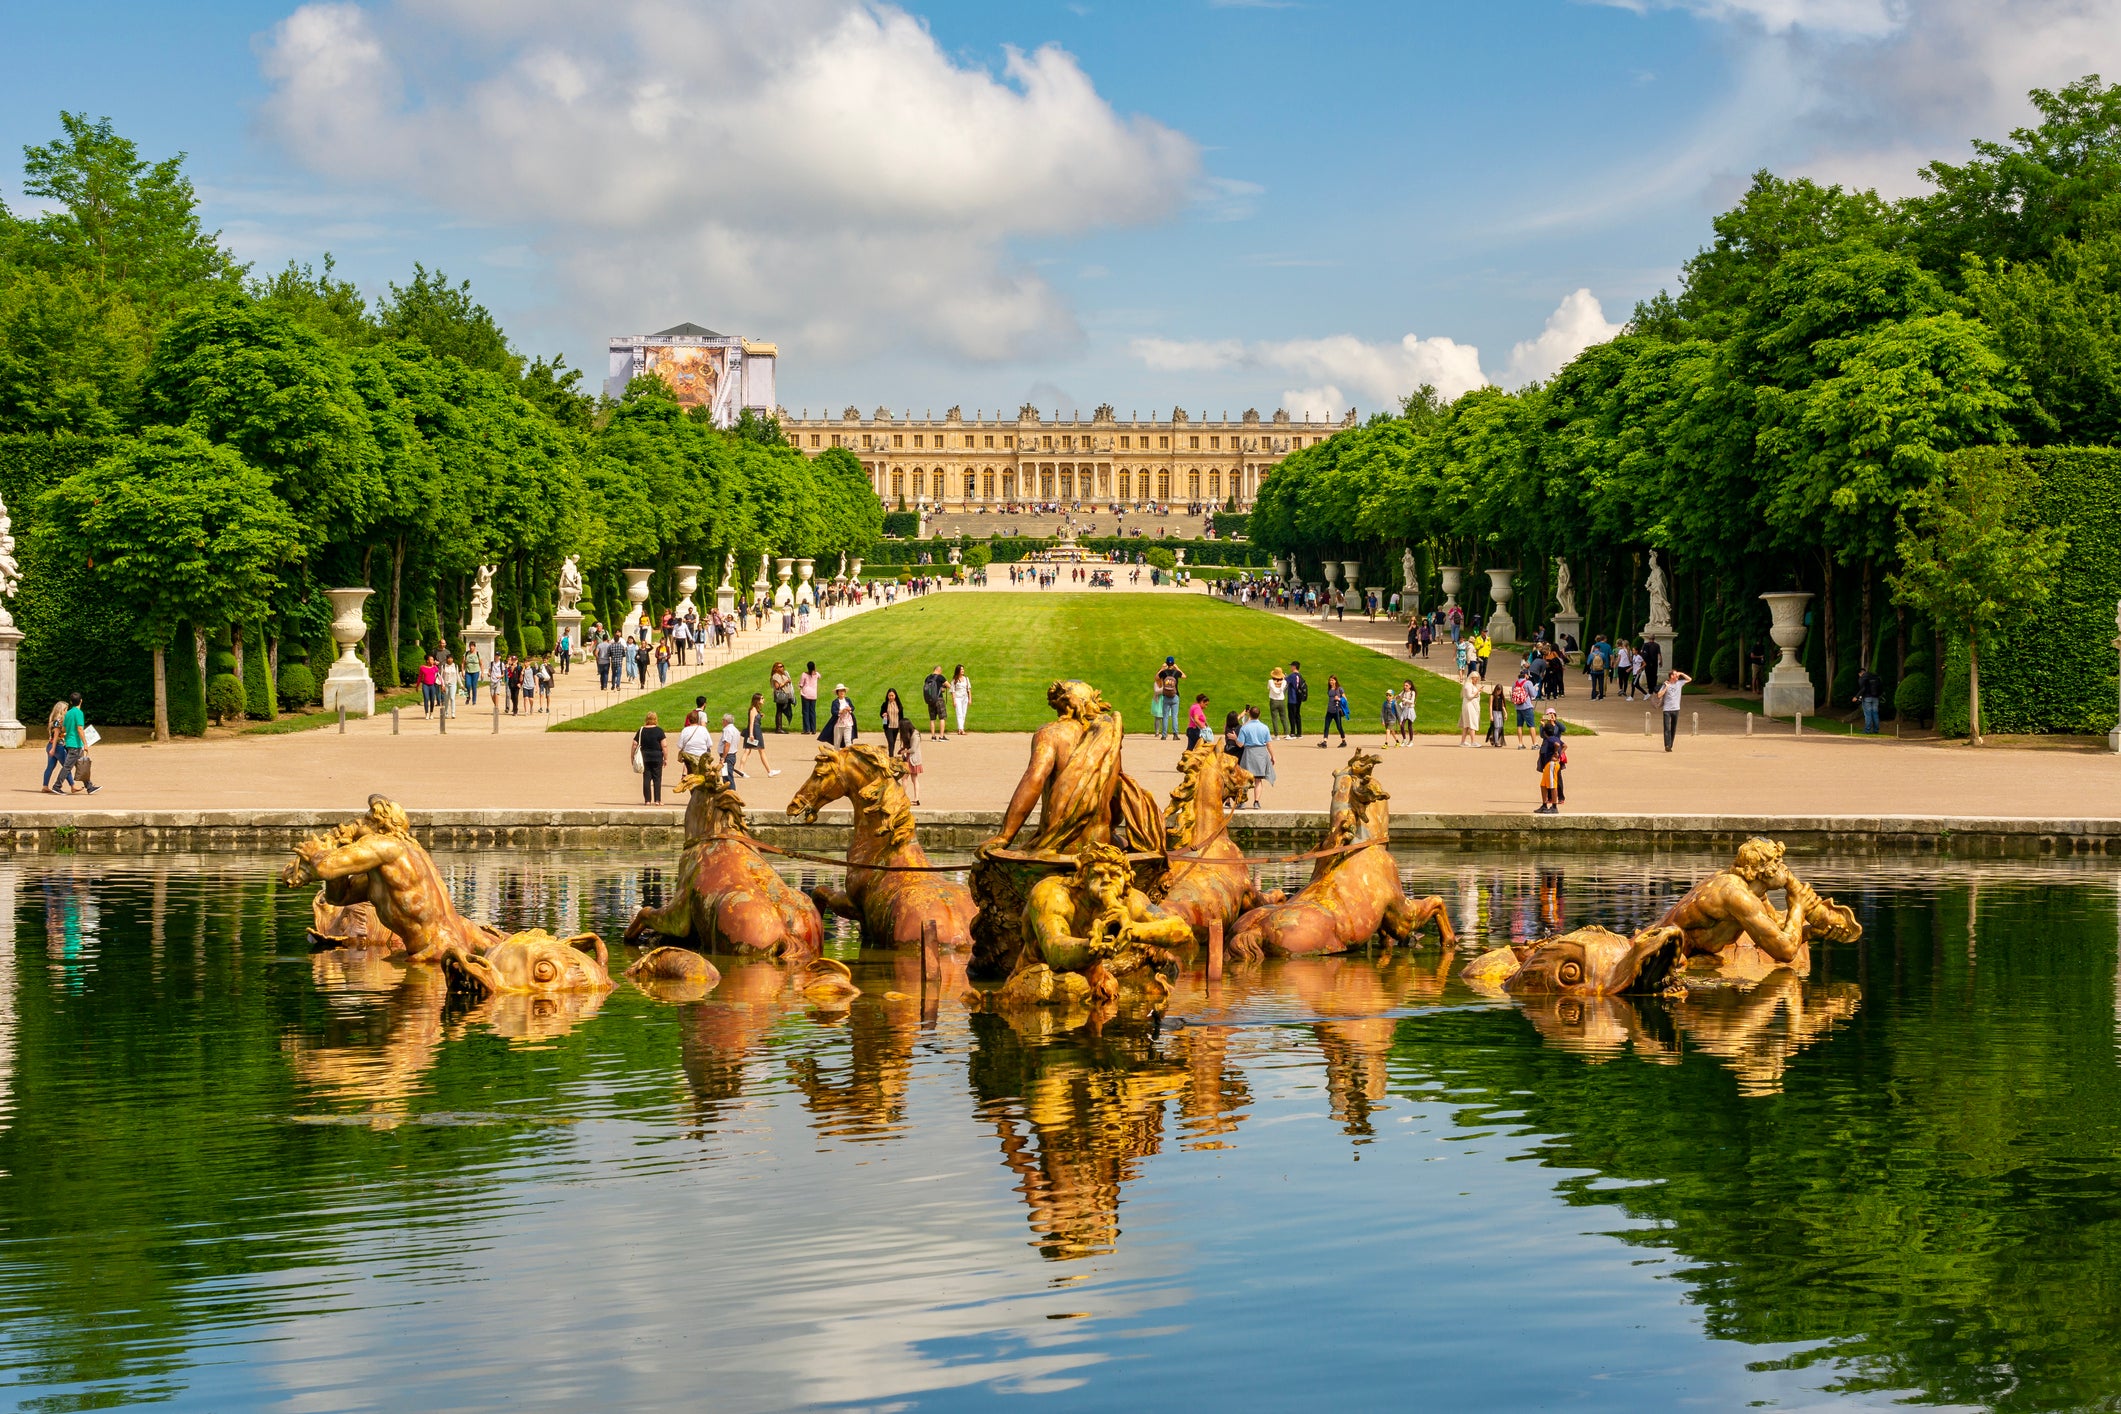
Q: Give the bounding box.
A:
[1458,669,1491,748]
[1396,680,1418,744]
[950,664,972,734]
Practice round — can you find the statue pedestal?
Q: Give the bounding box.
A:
[321,658,375,717]
[716,586,736,616]
[0,625,23,747]
[1642,625,1675,673]
[463,629,499,685]
[1552,612,1582,654]
[554,609,583,660]
[1759,592,1814,718]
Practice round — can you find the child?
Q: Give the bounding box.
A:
[1380,690,1400,746]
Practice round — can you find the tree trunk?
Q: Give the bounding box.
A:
[231,624,245,687]
[389,535,405,688]
[1968,630,1983,745]
[152,645,170,742]
[1820,557,1837,708]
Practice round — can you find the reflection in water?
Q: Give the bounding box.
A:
[11,849,2121,1411]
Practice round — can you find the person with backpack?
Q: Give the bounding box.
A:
[1285,660,1308,738]
[1855,664,1884,734]
[1318,674,1349,747]
[1586,636,1609,700]
[1535,710,1566,813]
[1511,669,1536,747]
[923,664,949,741]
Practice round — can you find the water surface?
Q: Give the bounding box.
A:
[2,848,2117,1411]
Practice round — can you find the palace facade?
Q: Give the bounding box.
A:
[778,402,1357,509]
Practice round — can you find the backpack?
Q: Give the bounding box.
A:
[1511,680,1530,706]
[1288,672,1308,704]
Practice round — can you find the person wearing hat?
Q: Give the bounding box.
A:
[1266,666,1289,737]
[719,712,742,785]
[819,684,858,747]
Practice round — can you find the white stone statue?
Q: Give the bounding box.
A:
[1554,558,1577,618]
[1401,547,1418,595]
[0,495,19,630]
[467,564,497,632]
[756,550,772,590]
[1644,550,1673,633]
[719,551,736,590]
[556,554,583,612]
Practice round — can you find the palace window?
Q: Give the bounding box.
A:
[913,434,924,449]
[891,472,904,497]
[1158,436,1169,449]
[913,470,925,498]
[1003,471,1017,496]
[1209,470,1221,498]
[1119,435,1130,450]
[1189,435,1200,450]
[984,435,995,449]
[964,471,977,499]
[1189,471,1201,499]
[894,434,904,448]
[810,434,820,447]
[1210,436,1220,450]
[1157,471,1171,499]
[1004,436,1014,449]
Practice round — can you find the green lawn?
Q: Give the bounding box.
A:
[556,593,1491,734]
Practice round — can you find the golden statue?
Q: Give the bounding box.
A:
[1462,924,1686,997]
[1657,837,1861,976]
[1003,843,1195,1007]
[984,680,1164,857]
[787,744,977,950]
[441,929,614,997]
[1159,742,1274,938]
[625,770,825,959]
[283,795,502,963]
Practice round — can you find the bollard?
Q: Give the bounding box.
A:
[921,919,940,986]
[440,709,447,735]
[1746,712,1754,736]
[392,707,400,736]
[1795,713,1804,736]
[1643,711,1650,736]
[1691,711,1698,737]
[492,695,500,735]
[1208,917,1224,980]
[338,705,346,734]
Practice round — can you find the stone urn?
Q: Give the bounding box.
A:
[1320,560,1339,589]
[1485,568,1518,642]
[674,564,702,619]
[321,586,376,716]
[850,557,864,582]
[1438,566,1463,611]
[1341,559,1362,594]
[1760,591,1816,718]
[774,557,796,609]
[795,558,817,607]
[621,568,653,637]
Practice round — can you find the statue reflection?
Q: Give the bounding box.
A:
[968,1009,1191,1260]
[789,991,919,1141]
[676,957,801,1133]
[286,960,449,1119]
[1281,952,1454,1138]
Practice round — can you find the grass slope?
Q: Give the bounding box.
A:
[557,594,1476,734]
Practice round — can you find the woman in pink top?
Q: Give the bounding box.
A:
[1186,693,1209,750]
[419,655,440,718]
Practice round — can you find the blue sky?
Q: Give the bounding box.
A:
[5,0,2115,419]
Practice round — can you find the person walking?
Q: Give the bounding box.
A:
[1185,692,1209,750]
[1458,670,1490,747]
[1586,636,1608,700]
[719,713,742,786]
[1658,668,1693,752]
[1237,706,1275,808]
[1379,687,1400,746]
[635,711,667,804]
[439,656,459,717]
[655,639,671,686]
[55,693,96,794]
[879,687,909,755]
[923,664,949,741]
[1266,667,1289,737]
[1535,710,1566,813]
[1511,670,1536,748]
[1157,657,1186,739]
[465,644,483,705]
[823,684,858,747]
[677,711,712,779]
[1406,621,1421,660]
[1285,661,1308,739]
[771,661,794,732]
[1222,709,1243,759]
[897,723,925,805]
[1318,674,1349,747]
[1855,664,1884,734]
[951,663,972,734]
[743,693,780,777]
[799,662,821,734]
[40,700,67,794]
[557,628,571,672]
[419,654,439,717]
[1640,636,1663,696]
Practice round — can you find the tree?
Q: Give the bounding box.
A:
[1890,450,2069,744]
[38,427,302,739]
[373,265,520,376]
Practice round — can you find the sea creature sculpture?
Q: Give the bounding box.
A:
[787,744,977,950]
[282,795,504,962]
[1158,742,1275,938]
[1460,924,1686,997]
[440,929,614,997]
[1657,837,1861,977]
[625,771,826,958]
[1005,843,1195,1007]
[625,945,722,1003]
[1229,752,1456,958]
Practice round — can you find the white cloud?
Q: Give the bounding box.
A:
[1280,385,1345,421]
[1127,288,1623,408]
[256,0,1202,361]
[1501,288,1627,386]
[1592,0,1902,37]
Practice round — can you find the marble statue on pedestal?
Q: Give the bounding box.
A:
[557,555,583,612]
[719,552,736,591]
[1401,548,1418,596]
[0,496,23,745]
[1555,559,1576,618]
[1642,550,1675,668]
[467,564,497,633]
[554,555,585,660]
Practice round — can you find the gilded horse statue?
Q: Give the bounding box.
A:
[1159,742,1272,938]
[624,770,825,959]
[1229,751,1456,958]
[786,743,977,951]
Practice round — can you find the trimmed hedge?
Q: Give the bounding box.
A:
[242,625,275,719]
[880,511,921,538]
[1932,447,2121,735]
[1212,511,1251,539]
[277,662,317,711]
[166,626,206,737]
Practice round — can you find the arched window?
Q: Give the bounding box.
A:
[913,468,926,499]
[891,471,904,498]
[964,471,976,500]
[982,470,995,500]
[1209,470,1221,499]
[1157,471,1171,499]
[1189,470,1201,500]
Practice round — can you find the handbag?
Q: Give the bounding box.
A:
[630,733,644,773]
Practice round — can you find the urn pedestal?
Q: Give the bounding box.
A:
[1438,566,1463,613]
[1760,592,1817,718]
[773,558,796,610]
[0,624,24,747]
[620,568,653,638]
[321,587,376,717]
[795,558,817,607]
[673,564,702,621]
[1485,568,1518,642]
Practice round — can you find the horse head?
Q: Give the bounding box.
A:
[1326,751,1390,847]
[788,744,916,851]
[681,770,749,847]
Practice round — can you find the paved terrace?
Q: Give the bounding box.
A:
[4,582,2112,829]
